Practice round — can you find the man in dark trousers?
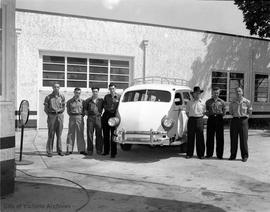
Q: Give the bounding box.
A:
[66,87,86,155]
[44,83,65,157]
[229,87,252,162]
[102,83,121,158]
[84,87,104,156]
[185,86,206,159]
[205,87,226,159]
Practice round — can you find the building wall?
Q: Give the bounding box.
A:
[0,0,16,196]
[15,11,270,129]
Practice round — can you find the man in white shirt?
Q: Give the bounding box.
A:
[186,86,206,159]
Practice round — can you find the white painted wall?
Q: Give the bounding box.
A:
[0,0,16,137]
[15,11,270,128]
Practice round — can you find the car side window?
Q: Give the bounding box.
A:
[174,93,183,106]
[183,92,191,105]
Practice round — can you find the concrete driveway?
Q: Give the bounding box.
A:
[1,129,270,212]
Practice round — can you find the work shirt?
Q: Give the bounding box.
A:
[84,97,104,116]
[186,99,205,117]
[103,93,121,113]
[66,97,84,115]
[205,97,226,116]
[44,93,65,114]
[229,97,252,118]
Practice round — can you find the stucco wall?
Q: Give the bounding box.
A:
[15,11,270,128]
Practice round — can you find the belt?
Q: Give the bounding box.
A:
[70,113,82,116]
[49,111,63,114]
[209,114,223,118]
[88,114,101,117]
[233,116,248,119]
[189,116,203,118]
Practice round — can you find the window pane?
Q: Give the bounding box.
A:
[255,74,268,102]
[43,72,65,79]
[229,73,244,101]
[89,81,108,88]
[89,59,108,66]
[110,68,129,75]
[230,73,244,79]
[67,65,87,73]
[212,78,227,84]
[212,71,228,101]
[43,80,64,87]
[123,90,171,102]
[67,57,87,65]
[89,74,108,81]
[110,75,129,82]
[90,66,108,74]
[212,72,227,78]
[67,81,87,88]
[111,60,129,67]
[110,82,129,89]
[67,73,87,80]
[43,56,64,63]
[43,64,65,71]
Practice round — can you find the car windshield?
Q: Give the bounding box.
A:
[122,89,171,102]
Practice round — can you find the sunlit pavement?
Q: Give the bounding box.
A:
[1,129,270,212]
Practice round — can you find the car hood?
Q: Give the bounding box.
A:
[117,102,172,132]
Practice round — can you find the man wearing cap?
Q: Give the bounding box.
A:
[102,83,121,158]
[229,87,252,162]
[185,86,206,159]
[205,87,226,159]
[44,83,65,157]
[66,87,86,155]
[84,87,104,156]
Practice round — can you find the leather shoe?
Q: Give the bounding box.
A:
[58,152,64,156]
[110,155,116,158]
[80,151,87,155]
[205,155,211,158]
[186,155,192,159]
[228,157,235,160]
[65,152,72,155]
[47,153,52,157]
[242,158,248,162]
[198,156,205,159]
[102,153,109,156]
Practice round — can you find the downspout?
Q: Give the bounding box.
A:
[142,40,148,83]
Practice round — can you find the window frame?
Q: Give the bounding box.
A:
[211,70,245,102]
[253,72,270,104]
[39,51,133,91]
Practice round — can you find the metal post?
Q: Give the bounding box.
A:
[19,125,24,161]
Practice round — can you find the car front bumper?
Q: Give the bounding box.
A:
[114,129,186,146]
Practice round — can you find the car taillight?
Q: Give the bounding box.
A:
[108,117,120,127]
[161,116,174,131]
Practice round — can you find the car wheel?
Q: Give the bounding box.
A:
[120,144,132,151]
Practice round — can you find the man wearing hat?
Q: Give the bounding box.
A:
[185,86,206,159]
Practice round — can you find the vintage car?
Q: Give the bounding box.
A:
[108,81,192,151]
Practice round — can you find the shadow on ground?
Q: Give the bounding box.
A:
[16,145,187,163]
[1,181,226,212]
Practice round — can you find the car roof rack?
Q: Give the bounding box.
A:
[131,76,189,86]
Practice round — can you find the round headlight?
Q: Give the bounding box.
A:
[108,117,120,127]
[161,116,174,131]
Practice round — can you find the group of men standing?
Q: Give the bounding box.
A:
[186,86,252,162]
[43,83,120,158]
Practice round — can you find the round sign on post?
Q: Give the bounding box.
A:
[16,100,33,165]
[19,100,30,127]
